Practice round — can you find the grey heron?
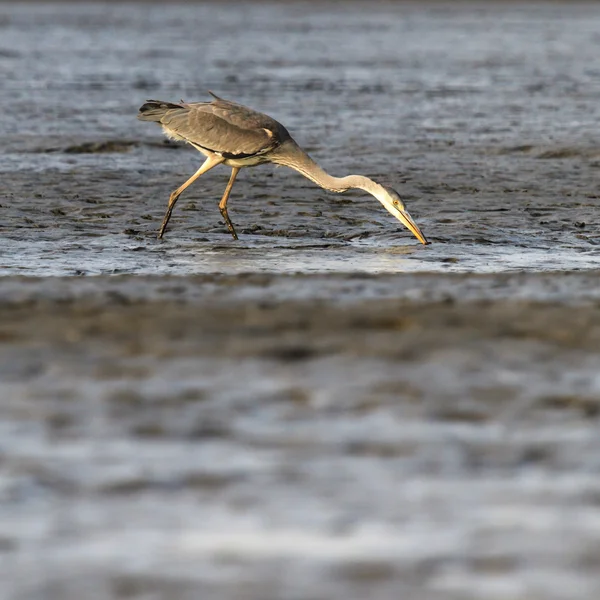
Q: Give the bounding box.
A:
[137,92,428,244]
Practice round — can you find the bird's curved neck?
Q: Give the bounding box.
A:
[271,140,383,197]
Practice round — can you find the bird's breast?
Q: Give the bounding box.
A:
[223,154,271,168]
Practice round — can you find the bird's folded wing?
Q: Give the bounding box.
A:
[161,105,276,158]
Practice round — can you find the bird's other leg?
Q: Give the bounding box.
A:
[158,155,223,239]
[219,167,240,240]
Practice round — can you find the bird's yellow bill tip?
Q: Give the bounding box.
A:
[399,209,429,245]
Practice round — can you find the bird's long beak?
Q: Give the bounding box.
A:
[378,192,429,244]
[398,208,429,245]
[393,207,429,245]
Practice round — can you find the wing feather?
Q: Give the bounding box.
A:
[159,97,288,158]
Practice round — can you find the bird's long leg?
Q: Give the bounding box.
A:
[219,167,240,240]
[158,155,223,239]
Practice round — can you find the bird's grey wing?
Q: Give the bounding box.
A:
[160,104,278,158]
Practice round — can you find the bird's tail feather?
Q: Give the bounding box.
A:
[137,100,183,122]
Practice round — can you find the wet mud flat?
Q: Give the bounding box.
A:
[2,272,600,600]
[2,0,600,275]
[1,1,600,599]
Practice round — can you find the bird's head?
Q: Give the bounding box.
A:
[376,186,429,245]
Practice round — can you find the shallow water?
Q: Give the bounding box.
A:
[2,1,600,276]
[2,233,600,276]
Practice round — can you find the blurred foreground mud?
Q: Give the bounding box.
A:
[2,273,600,600]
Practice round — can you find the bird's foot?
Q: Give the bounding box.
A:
[158,208,174,239]
[220,207,238,240]
[157,223,168,239]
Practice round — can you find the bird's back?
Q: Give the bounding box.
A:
[138,93,291,160]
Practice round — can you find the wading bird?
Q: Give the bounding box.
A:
[137,92,428,244]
